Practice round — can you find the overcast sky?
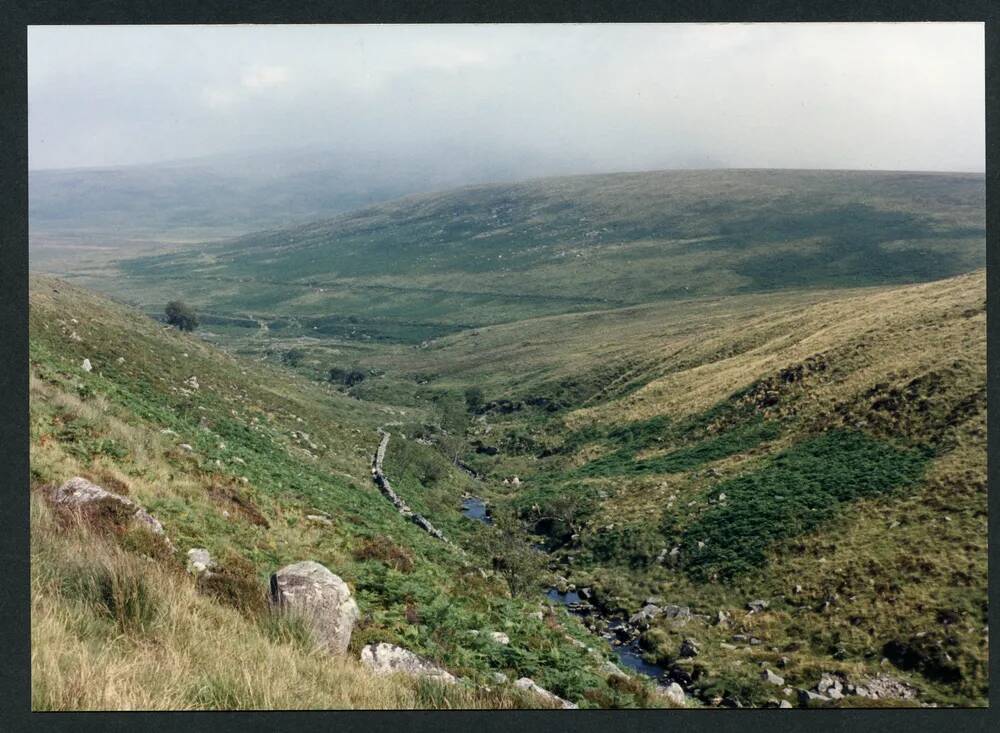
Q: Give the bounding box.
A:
[28,23,985,173]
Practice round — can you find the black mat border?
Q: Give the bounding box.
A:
[1,2,996,732]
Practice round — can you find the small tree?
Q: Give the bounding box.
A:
[472,511,548,598]
[165,300,199,332]
[464,386,485,412]
[282,348,306,367]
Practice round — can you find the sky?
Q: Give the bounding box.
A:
[28,23,985,173]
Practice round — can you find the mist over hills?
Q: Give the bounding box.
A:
[29,144,728,256]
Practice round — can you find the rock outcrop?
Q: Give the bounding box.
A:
[268,560,359,655]
[359,643,457,684]
[51,477,170,544]
[513,677,578,709]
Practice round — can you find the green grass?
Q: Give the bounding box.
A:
[676,430,932,581]
[68,169,984,346]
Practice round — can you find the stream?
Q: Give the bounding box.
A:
[546,589,670,682]
[459,490,671,686]
[461,496,493,525]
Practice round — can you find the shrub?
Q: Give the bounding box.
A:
[328,367,366,387]
[196,554,267,617]
[464,386,484,412]
[164,300,199,331]
[281,348,305,367]
[353,535,415,573]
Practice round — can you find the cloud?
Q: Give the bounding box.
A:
[242,65,289,89]
[27,24,985,172]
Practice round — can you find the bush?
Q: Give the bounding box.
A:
[353,535,415,573]
[196,554,267,617]
[328,367,366,387]
[164,300,199,331]
[464,386,484,412]
[281,348,305,367]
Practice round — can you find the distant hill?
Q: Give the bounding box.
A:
[28,144,603,269]
[104,168,985,343]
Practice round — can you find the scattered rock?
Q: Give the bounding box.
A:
[81,358,92,372]
[489,631,510,645]
[797,689,830,706]
[116,356,125,364]
[679,638,700,658]
[779,700,793,709]
[513,677,577,709]
[761,668,785,686]
[305,514,333,527]
[859,674,919,701]
[360,643,456,684]
[184,376,200,390]
[178,443,194,452]
[747,599,769,613]
[186,548,215,576]
[491,671,508,684]
[268,560,359,655]
[660,682,687,706]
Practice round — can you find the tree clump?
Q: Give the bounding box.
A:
[328,367,366,387]
[164,301,199,332]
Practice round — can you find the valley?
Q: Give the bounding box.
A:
[28,168,988,709]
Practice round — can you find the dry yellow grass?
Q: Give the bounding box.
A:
[31,494,560,710]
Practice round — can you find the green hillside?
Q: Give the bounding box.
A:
[90,169,985,344]
[29,275,670,710]
[29,168,987,710]
[29,267,987,708]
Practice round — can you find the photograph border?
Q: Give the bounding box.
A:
[1,1,996,731]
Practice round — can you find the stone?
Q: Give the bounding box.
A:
[489,631,510,645]
[779,700,793,708]
[747,599,769,613]
[662,604,691,620]
[306,514,333,526]
[81,358,92,372]
[179,443,194,452]
[491,671,508,684]
[660,682,686,706]
[51,477,169,541]
[184,376,200,390]
[116,356,125,364]
[715,609,731,626]
[817,674,842,694]
[360,643,456,683]
[797,689,830,706]
[761,668,785,686]
[679,638,700,658]
[514,678,577,709]
[186,548,215,576]
[269,561,359,655]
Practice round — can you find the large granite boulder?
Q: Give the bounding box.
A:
[268,561,359,655]
[359,643,456,684]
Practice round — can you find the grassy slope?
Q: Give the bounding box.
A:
[73,169,983,344]
[433,271,986,706]
[29,275,674,710]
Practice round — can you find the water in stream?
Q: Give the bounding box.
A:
[546,588,670,682]
[461,496,493,525]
